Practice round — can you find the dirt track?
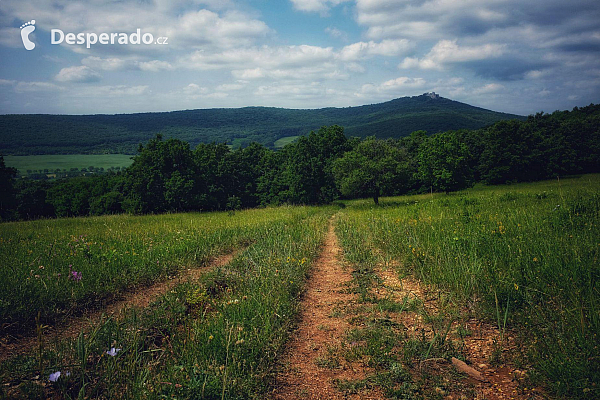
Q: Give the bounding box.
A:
[272,219,383,400]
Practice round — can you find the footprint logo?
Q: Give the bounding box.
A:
[20,20,36,50]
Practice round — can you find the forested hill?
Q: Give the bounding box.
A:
[0,93,523,155]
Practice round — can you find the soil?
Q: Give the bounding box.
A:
[376,265,544,400]
[271,219,383,400]
[0,249,239,364]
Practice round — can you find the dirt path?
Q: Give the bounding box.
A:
[0,249,239,363]
[271,219,383,400]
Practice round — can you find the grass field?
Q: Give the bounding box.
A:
[4,154,134,174]
[274,136,300,148]
[0,205,335,399]
[336,174,600,398]
[0,175,598,399]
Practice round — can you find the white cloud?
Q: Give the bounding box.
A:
[216,83,245,91]
[137,60,174,72]
[55,66,102,83]
[15,81,63,93]
[81,57,173,72]
[172,9,270,49]
[182,39,410,81]
[472,83,504,95]
[82,57,129,71]
[0,1,270,55]
[359,76,426,96]
[182,83,208,95]
[338,39,412,61]
[400,40,505,70]
[525,70,548,79]
[325,27,349,41]
[290,0,349,13]
[0,27,24,48]
[74,85,149,97]
[255,82,335,100]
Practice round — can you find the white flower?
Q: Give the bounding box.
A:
[106,347,122,357]
[49,371,61,382]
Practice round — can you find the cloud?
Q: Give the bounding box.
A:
[0,1,271,55]
[216,83,245,91]
[81,57,173,72]
[359,76,426,96]
[325,27,349,41]
[137,60,174,72]
[290,0,350,13]
[15,81,63,93]
[182,83,209,97]
[181,39,412,81]
[0,27,24,48]
[472,83,505,95]
[74,85,149,97]
[338,39,412,61]
[400,40,505,70]
[55,66,102,83]
[82,57,129,71]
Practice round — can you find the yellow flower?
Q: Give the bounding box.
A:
[533,257,539,262]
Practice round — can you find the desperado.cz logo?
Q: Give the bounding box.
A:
[20,20,36,50]
[20,20,168,50]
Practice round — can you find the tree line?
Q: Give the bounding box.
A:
[1,104,598,221]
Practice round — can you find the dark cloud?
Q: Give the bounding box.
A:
[465,58,553,81]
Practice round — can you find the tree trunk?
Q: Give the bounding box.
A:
[373,194,379,205]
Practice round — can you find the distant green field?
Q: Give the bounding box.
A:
[5,154,134,174]
[274,135,300,148]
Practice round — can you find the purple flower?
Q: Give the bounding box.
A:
[49,371,61,382]
[70,270,82,281]
[106,347,121,357]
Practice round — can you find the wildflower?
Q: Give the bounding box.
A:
[106,347,121,357]
[208,335,214,340]
[70,270,82,281]
[514,283,519,291]
[49,371,61,382]
[235,339,244,345]
[533,257,539,262]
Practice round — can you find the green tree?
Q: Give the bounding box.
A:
[0,155,18,220]
[333,138,407,204]
[417,130,474,193]
[279,125,350,204]
[124,135,196,213]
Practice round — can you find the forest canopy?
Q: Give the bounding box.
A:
[1,104,598,221]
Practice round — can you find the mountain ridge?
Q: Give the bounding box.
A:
[0,93,525,155]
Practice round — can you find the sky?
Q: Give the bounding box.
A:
[0,0,599,115]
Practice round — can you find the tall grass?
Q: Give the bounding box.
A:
[337,174,599,399]
[0,206,335,399]
[0,207,313,332]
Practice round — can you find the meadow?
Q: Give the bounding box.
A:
[0,205,335,398]
[0,175,598,399]
[4,154,133,175]
[336,174,599,398]
[0,206,324,332]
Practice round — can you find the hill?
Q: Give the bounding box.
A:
[0,93,523,155]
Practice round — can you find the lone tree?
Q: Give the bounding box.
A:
[333,138,407,205]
